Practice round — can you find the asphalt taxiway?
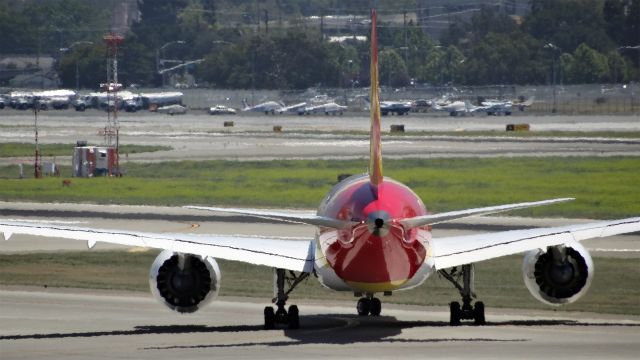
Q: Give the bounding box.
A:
[1,203,639,359]
[1,288,639,360]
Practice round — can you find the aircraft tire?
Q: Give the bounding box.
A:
[370,298,382,316]
[449,301,461,326]
[288,305,300,329]
[474,302,486,325]
[357,298,371,316]
[264,306,275,330]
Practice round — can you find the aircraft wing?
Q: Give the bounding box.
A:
[184,206,358,229]
[430,217,640,269]
[398,198,574,229]
[0,220,314,272]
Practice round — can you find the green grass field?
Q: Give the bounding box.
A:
[0,143,171,158]
[1,157,639,219]
[0,250,637,315]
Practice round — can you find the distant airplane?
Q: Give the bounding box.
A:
[242,99,285,115]
[432,100,483,116]
[301,102,347,115]
[2,10,639,330]
[279,102,308,114]
[480,96,535,116]
[480,99,513,116]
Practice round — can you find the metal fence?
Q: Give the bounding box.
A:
[176,83,639,115]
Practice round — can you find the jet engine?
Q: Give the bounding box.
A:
[522,242,593,306]
[149,250,221,313]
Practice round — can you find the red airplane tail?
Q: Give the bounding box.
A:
[369,9,383,188]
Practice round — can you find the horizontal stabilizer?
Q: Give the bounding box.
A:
[398,198,574,230]
[184,206,357,229]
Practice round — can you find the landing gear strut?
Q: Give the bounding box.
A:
[439,264,485,326]
[356,295,382,316]
[264,268,309,330]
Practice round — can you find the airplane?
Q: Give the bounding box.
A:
[432,100,484,116]
[279,102,307,114]
[300,102,347,115]
[2,10,640,330]
[480,99,513,116]
[480,96,536,116]
[242,99,285,115]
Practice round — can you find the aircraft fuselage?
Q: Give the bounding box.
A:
[314,175,434,293]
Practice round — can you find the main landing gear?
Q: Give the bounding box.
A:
[264,268,309,330]
[356,296,382,316]
[439,264,486,326]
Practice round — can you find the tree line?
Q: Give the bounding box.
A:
[0,0,638,89]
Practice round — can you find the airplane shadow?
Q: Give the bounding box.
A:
[3,314,638,349]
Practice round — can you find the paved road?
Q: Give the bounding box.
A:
[1,288,638,360]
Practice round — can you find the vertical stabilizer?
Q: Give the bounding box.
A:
[369,9,383,187]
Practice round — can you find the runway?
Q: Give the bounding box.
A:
[1,288,639,360]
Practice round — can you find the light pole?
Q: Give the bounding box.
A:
[544,43,561,113]
[60,41,94,90]
[157,40,185,87]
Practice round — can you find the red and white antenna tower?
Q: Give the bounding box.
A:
[103,32,124,176]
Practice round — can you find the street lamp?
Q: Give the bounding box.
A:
[156,40,186,87]
[60,41,94,90]
[544,43,562,113]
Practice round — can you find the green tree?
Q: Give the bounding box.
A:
[415,45,464,85]
[461,32,546,84]
[603,0,626,44]
[525,0,614,53]
[58,44,106,89]
[0,1,35,54]
[606,50,629,83]
[565,43,610,83]
[379,49,409,87]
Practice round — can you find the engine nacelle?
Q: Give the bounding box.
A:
[523,242,593,306]
[149,250,221,313]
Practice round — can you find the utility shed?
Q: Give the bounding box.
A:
[72,146,117,177]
